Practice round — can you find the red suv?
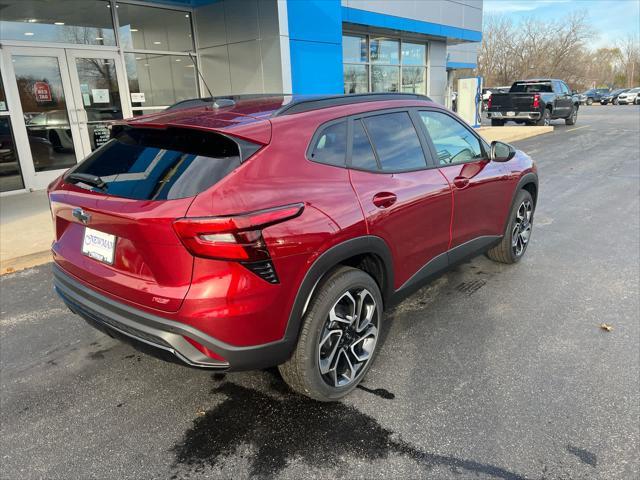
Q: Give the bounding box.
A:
[49,94,537,401]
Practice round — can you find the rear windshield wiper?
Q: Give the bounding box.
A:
[67,172,107,190]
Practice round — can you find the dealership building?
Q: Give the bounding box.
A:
[0,0,482,194]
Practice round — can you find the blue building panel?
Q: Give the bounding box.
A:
[289,40,344,94]
[287,0,342,44]
[287,0,343,94]
[447,61,478,70]
[342,7,482,43]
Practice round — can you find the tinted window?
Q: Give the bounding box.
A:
[362,112,426,171]
[67,127,242,200]
[419,111,484,165]
[560,82,570,94]
[510,82,553,93]
[310,121,347,166]
[351,120,378,170]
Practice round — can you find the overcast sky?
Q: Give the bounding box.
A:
[483,0,640,48]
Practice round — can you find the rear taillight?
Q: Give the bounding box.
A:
[532,94,540,108]
[172,203,304,283]
[487,94,492,109]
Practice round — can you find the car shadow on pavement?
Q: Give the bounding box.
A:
[169,374,528,480]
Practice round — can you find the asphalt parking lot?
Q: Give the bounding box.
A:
[1,105,639,480]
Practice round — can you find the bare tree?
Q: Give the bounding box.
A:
[617,34,640,87]
[478,11,607,91]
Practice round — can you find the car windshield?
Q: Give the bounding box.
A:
[510,82,553,93]
[629,88,640,93]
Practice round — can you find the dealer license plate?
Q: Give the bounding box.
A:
[82,227,116,265]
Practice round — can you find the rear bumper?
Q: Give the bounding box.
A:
[53,264,293,370]
[487,111,541,120]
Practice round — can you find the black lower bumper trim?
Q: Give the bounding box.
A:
[53,264,294,370]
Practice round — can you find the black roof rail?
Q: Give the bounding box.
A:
[272,93,432,117]
[165,93,286,112]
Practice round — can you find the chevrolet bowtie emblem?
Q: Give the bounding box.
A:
[72,207,91,225]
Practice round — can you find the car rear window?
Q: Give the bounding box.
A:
[66,127,244,200]
[510,82,553,93]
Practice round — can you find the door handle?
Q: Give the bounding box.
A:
[372,192,397,208]
[453,176,470,189]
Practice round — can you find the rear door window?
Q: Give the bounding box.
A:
[362,112,426,171]
[67,127,243,200]
[309,121,347,166]
[350,120,378,170]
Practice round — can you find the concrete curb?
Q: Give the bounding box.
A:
[1,251,52,275]
[477,126,554,143]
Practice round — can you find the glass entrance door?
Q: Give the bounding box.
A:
[0,46,130,191]
[1,46,84,190]
[66,50,131,154]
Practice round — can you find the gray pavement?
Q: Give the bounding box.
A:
[1,106,639,479]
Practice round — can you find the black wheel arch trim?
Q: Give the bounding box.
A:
[282,235,395,343]
[503,172,539,232]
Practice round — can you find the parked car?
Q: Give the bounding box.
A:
[617,87,640,105]
[578,88,610,105]
[49,93,538,401]
[599,88,629,105]
[486,79,579,126]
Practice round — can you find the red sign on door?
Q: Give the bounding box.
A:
[34,81,52,103]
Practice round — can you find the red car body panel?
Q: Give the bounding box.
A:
[49,95,537,369]
[349,168,451,288]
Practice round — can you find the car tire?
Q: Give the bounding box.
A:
[586,98,593,105]
[491,119,505,127]
[486,189,534,264]
[536,108,551,126]
[613,98,619,105]
[279,266,383,402]
[565,105,578,125]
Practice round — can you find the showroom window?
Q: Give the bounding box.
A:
[117,2,199,115]
[0,0,116,46]
[343,34,428,95]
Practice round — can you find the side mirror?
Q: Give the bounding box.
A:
[490,141,516,162]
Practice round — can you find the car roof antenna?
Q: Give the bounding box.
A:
[187,53,234,108]
[188,52,214,100]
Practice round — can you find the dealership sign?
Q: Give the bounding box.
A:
[34,81,52,102]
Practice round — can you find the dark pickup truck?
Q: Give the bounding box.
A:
[486,79,579,127]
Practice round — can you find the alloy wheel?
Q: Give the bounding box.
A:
[511,200,533,257]
[318,288,378,388]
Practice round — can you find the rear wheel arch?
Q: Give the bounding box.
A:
[283,236,394,350]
